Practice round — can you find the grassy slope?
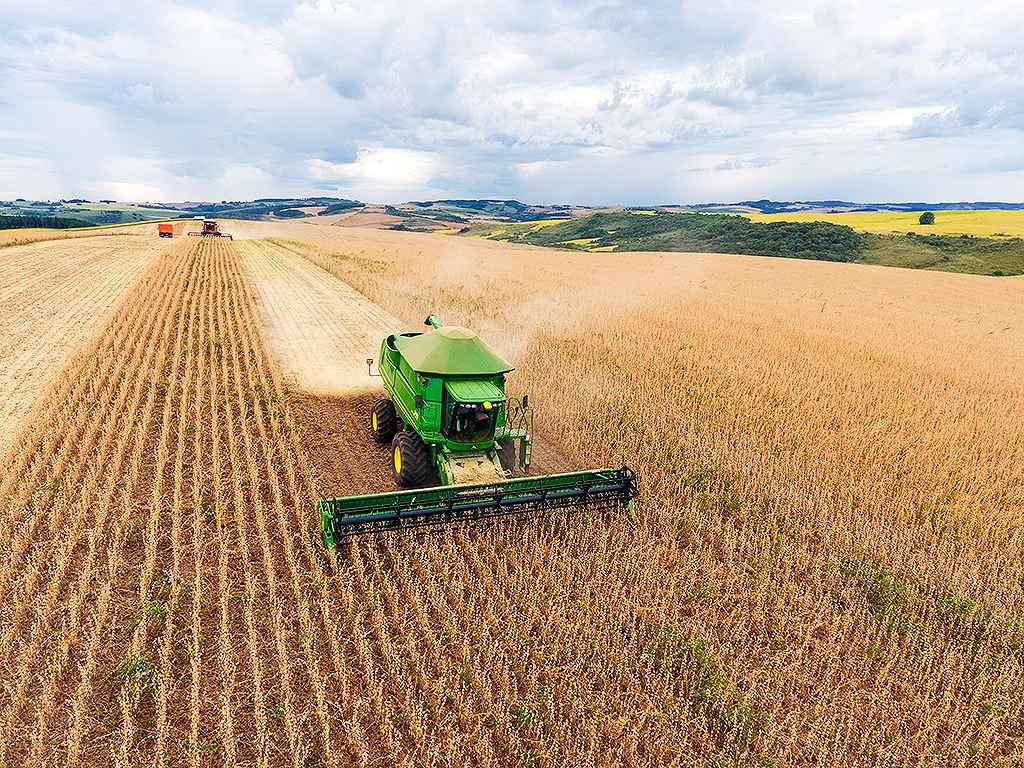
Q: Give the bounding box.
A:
[480,211,864,263]
[0,202,184,226]
[862,234,1024,276]
[477,211,1024,276]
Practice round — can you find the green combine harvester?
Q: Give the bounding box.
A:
[319,315,637,545]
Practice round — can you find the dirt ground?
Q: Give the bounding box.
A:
[289,390,577,501]
[289,391,394,498]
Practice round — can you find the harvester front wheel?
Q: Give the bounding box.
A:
[392,430,434,488]
[371,399,397,443]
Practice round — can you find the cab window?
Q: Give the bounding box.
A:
[444,402,496,443]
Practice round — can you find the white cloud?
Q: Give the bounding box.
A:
[309,148,441,188]
[89,181,164,202]
[0,0,1023,203]
[907,108,964,138]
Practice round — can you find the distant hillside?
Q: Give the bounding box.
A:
[475,210,1024,276]
[0,200,185,226]
[0,214,92,230]
[188,197,362,220]
[0,197,365,227]
[695,199,1024,214]
[397,199,575,227]
[479,211,865,263]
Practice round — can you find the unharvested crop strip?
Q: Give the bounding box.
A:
[150,242,213,766]
[113,241,208,768]
[0,249,180,598]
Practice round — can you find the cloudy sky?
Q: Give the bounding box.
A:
[2,1,1022,205]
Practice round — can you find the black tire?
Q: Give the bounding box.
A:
[392,430,435,488]
[371,399,397,443]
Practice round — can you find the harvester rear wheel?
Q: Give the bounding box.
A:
[392,430,434,488]
[371,399,397,442]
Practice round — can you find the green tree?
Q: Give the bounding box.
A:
[919,211,936,225]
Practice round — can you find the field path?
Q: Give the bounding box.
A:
[0,236,164,453]
[237,239,400,394]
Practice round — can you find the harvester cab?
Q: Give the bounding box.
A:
[319,314,637,545]
[372,313,527,487]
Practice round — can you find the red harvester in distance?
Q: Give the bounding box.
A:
[188,219,233,240]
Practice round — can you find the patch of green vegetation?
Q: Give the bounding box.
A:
[318,200,364,215]
[145,599,169,621]
[860,233,1024,275]
[934,592,978,622]
[705,758,779,768]
[842,558,917,618]
[385,205,468,224]
[0,214,92,229]
[114,653,156,694]
[482,211,865,262]
[684,463,718,492]
[508,702,537,729]
[643,625,770,744]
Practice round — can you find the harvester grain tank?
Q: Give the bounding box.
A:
[158,223,174,238]
[319,314,637,544]
[188,219,233,240]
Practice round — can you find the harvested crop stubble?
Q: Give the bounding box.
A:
[0,222,162,249]
[0,236,164,452]
[269,223,1024,765]
[237,238,400,394]
[238,238,575,489]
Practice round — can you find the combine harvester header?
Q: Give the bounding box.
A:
[319,314,637,545]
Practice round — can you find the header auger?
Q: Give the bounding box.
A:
[319,314,638,545]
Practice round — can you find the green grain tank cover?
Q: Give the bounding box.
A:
[394,326,514,376]
[445,379,505,403]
